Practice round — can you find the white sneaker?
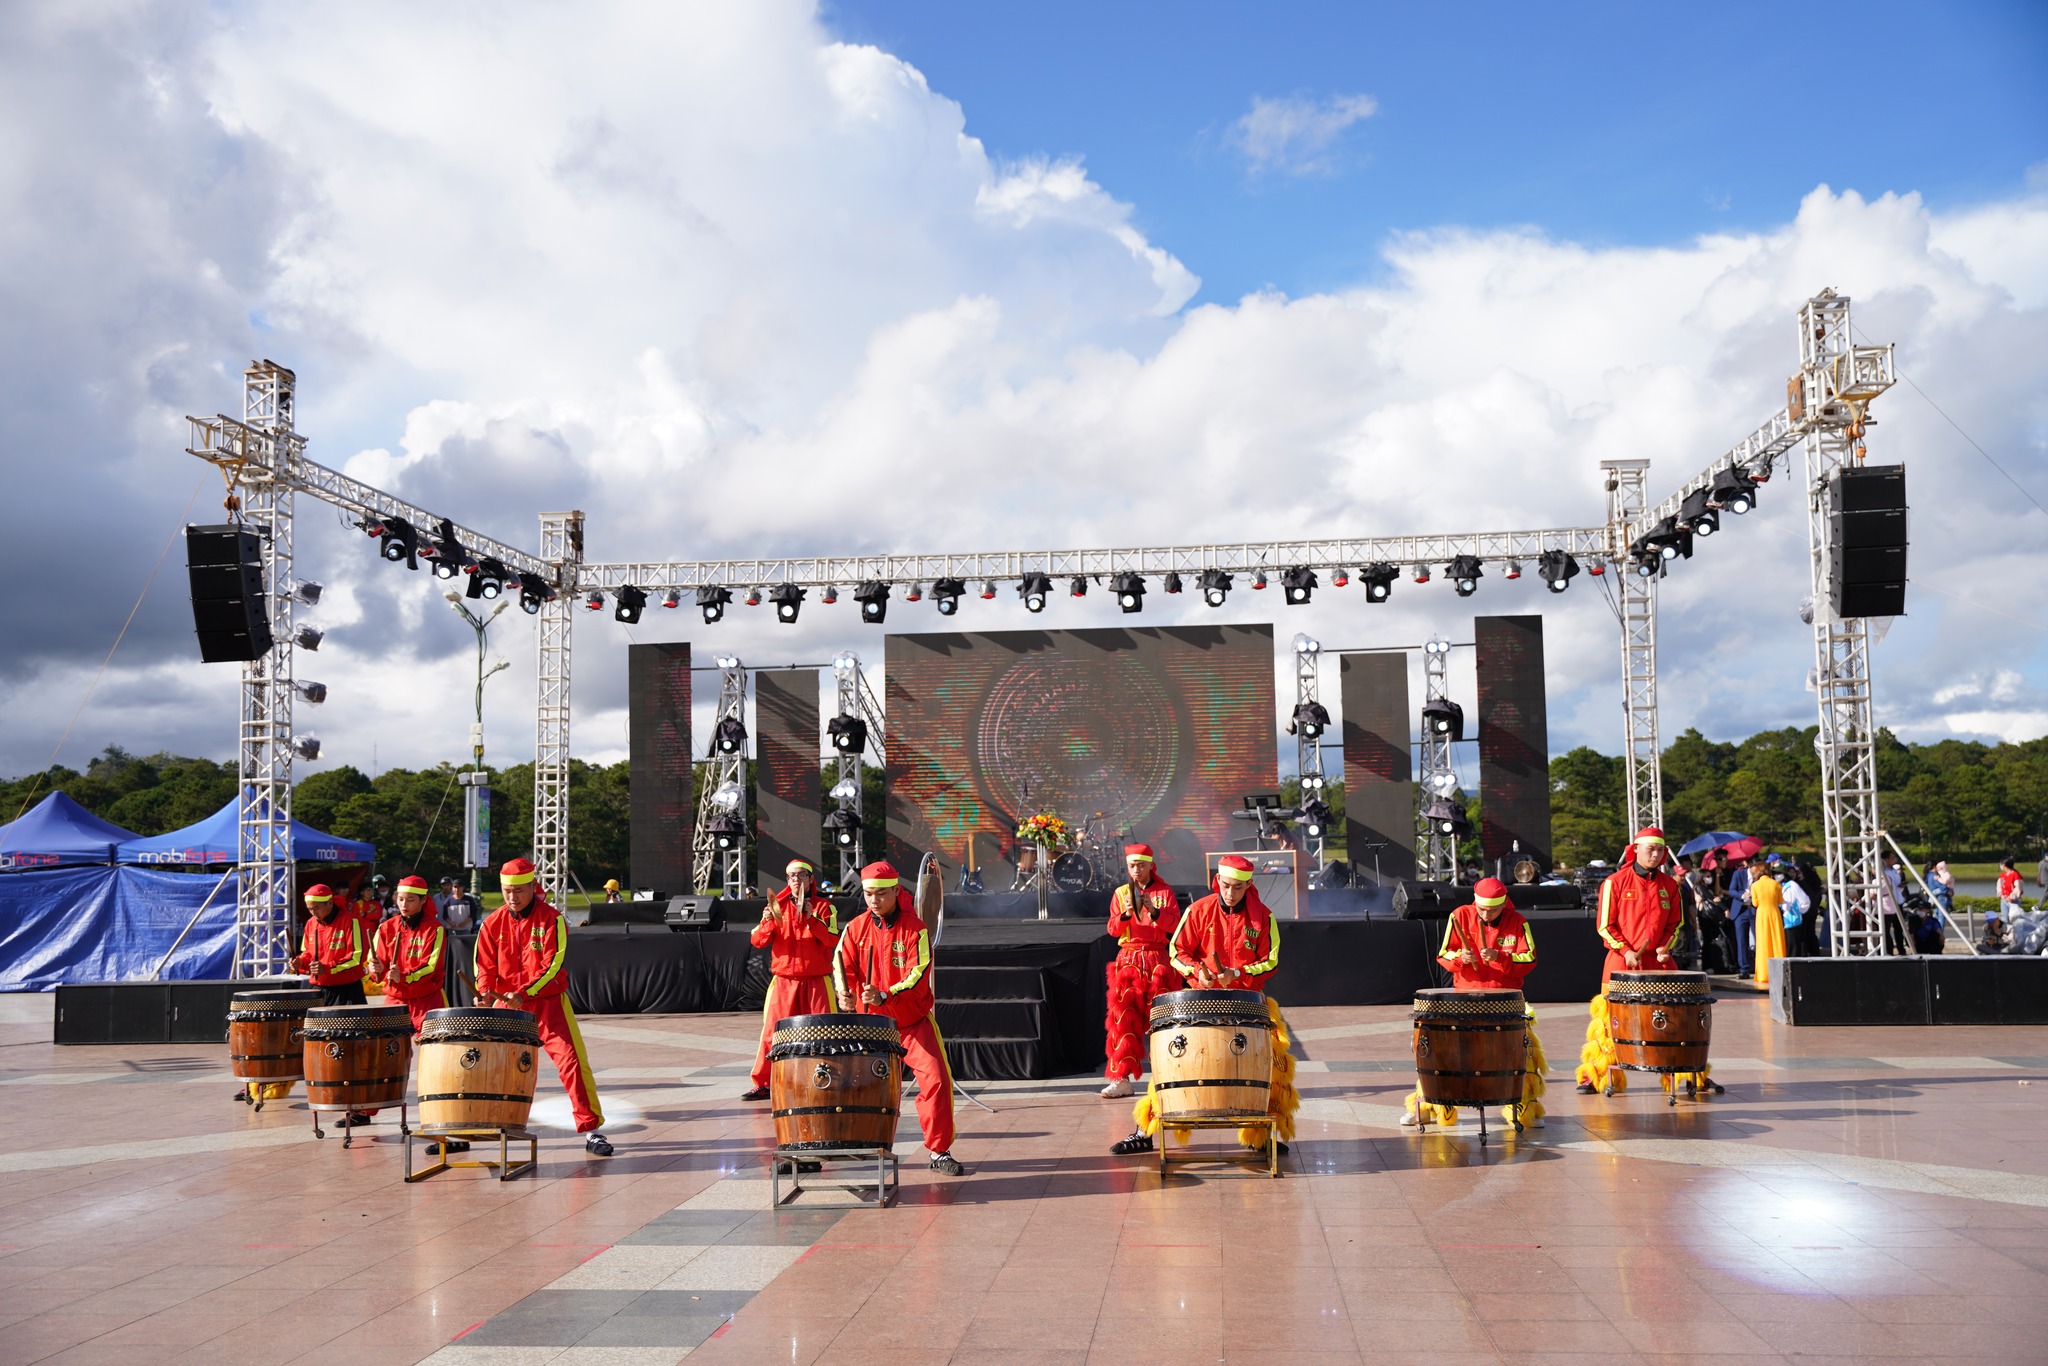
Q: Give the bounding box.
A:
[1099,1077,1134,1098]
[1398,1112,1421,1128]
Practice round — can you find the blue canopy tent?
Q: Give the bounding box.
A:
[0,866,239,989]
[0,792,141,870]
[116,797,374,866]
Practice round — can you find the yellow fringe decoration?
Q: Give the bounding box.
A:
[1659,1063,1714,1095]
[1574,992,1626,1093]
[1506,1005,1548,1126]
[246,1080,294,1103]
[1135,997,1302,1150]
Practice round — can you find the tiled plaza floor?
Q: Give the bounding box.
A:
[2,991,2046,1365]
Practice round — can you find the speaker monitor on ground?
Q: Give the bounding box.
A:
[186,524,273,663]
[1828,465,1908,619]
[664,895,721,931]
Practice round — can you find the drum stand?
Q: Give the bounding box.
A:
[771,1146,898,1207]
[1156,1117,1282,1179]
[310,1100,409,1151]
[1412,1104,1519,1143]
[404,1126,537,1182]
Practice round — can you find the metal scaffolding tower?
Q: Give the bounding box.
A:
[1417,638,1458,882]
[692,656,750,898]
[830,654,867,883]
[1797,290,1897,956]
[1289,633,1327,866]
[1602,459,1664,834]
[532,512,581,906]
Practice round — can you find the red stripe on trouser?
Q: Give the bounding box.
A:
[900,1015,954,1154]
[750,976,836,1089]
[532,996,605,1132]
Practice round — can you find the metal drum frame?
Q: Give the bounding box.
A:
[1409,989,1529,1142]
[1606,971,1718,1106]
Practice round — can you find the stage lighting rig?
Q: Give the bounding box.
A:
[292,626,323,651]
[1289,701,1331,739]
[375,515,419,569]
[1422,697,1464,741]
[1198,569,1232,607]
[660,589,681,609]
[1711,466,1759,514]
[1301,799,1333,841]
[1360,562,1397,602]
[828,714,868,754]
[1112,572,1145,613]
[745,586,763,606]
[1679,487,1719,537]
[825,806,861,849]
[290,735,322,761]
[467,557,508,600]
[697,585,732,623]
[980,580,997,600]
[1447,555,1483,597]
[1018,572,1052,612]
[1300,771,1327,793]
[583,591,606,612]
[1069,575,1087,598]
[855,580,890,623]
[1412,564,1430,584]
[518,573,554,614]
[932,577,965,616]
[1423,796,1471,838]
[1163,571,1183,594]
[293,680,327,704]
[426,518,465,580]
[1504,562,1522,581]
[1332,567,1349,587]
[714,716,748,755]
[1252,570,1268,590]
[1537,550,1579,593]
[707,812,745,851]
[1281,566,1316,605]
[292,581,323,607]
[614,585,647,624]
[770,583,806,623]
[1291,632,1320,655]
[822,585,838,605]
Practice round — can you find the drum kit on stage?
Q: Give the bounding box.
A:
[227,989,544,1179]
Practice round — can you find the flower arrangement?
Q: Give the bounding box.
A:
[1015,813,1071,849]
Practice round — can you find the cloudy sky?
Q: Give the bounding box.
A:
[2,0,2044,788]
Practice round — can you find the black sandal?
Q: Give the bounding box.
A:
[1110,1130,1155,1155]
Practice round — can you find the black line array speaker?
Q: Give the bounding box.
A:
[1927,957,2048,1026]
[55,978,300,1044]
[1828,465,1907,619]
[186,524,273,663]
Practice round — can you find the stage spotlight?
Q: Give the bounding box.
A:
[1426,771,1460,798]
[1291,632,1320,655]
[293,680,327,704]
[980,580,997,600]
[1504,562,1522,581]
[1537,550,1580,593]
[904,583,923,603]
[1290,701,1331,739]
[1447,555,1483,597]
[1423,796,1471,838]
[1653,515,1693,560]
[828,715,868,754]
[714,716,748,754]
[1680,487,1720,537]
[1412,564,1431,584]
[1198,569,1232,607]
[1332,567,1349,588]
[377,515,419,568]
[1163,571,1183,594]
[291,735,322,761]
[697,585,732,623]
[292,581,323,607]
[1629,540,1664,577]
[825,806,861,849]
[518,573,553,614]
[1711,466,1759,514]
[292,626,323,651]
[614,585,647,624]
[467,557,508,600]
[854,580,890,623]
[1070,575,1087,598]
[770,584,806,623]
[660,589,681,609]
[745,586,762,606]
[931,577,965,616]
[1422,698,1464,741]
[1361,562,1397,602]
[833,653,858,677]
[1112,572,1145,614]
[1018,572,1052,612]
[1281,566,1316,605]
[1301,799,1333,840]
[1252,570,1267,590]
[428,518,465,580]
[822,585,838,605]
[583,591,606,612]
[1300,772,1327,793]
[707,812,745,851]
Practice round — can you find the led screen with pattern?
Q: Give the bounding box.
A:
[884,625,1275,887]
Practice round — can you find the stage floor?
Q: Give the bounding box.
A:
[4,992,2047,1365]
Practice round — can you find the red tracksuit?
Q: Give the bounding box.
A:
[295,914,366,988]
[748,888,841,1089]
[1104,878,1183,1080]
[833,896,953,1154]
[1437,904,1537,991]
[474,899,605,1133]
[373,913,450,1030]
[1169,893,1281,991]
[1596,864,1684,983]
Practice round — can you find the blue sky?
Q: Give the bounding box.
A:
[824,1,2048,305]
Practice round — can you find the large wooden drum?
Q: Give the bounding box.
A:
[1607,971,1712,1073]
[302,1004,412,1111]
[227,989,321,1084]
[1412,988,1528,1107]
[415,1007,543,1133]
[1147,989,1274,1120]
[768,1013,904,1151]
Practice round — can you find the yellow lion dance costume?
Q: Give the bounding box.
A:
[1132,997,1300,1151]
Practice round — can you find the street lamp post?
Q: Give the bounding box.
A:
[445,593,512,898]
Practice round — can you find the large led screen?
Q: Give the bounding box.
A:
[885,625,1275,887]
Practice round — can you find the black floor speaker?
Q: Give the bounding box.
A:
[1771,956,1929,1025]
[1928,957,2048,1025]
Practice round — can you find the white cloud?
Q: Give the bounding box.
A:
[1,1,2045,794]
[1230,92,1378,177]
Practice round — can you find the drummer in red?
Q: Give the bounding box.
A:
[1576,827,1685,1096]
[1401,876,1548,1129]
[474,857,614,1155]
[741,858,840,1102]
[372,875,449,1030]
[1099,843,1182,1100]
[832,861,966,1177]
[289,884,367,1007]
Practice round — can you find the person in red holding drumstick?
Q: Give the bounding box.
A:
[290,884,367,1007]
[1099,843,1183,1100]
[1576,827,1685,1097]
[741,858,840,1103]
[832,861,966,1177]
[372,875,449,1030]
[1114,853,1299,1158]
[1401,876,1548,1130]
[474,857,614,1156]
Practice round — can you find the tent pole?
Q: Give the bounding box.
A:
[150,868,237,982]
